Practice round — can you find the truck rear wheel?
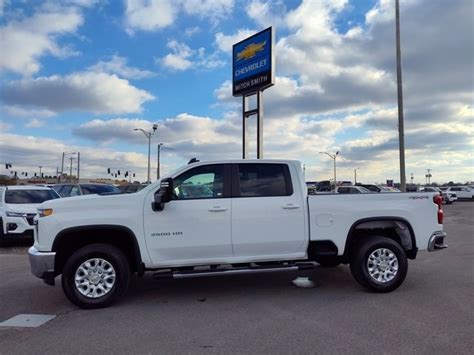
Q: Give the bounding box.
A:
[61,243,131,309]
[350,236,407,293]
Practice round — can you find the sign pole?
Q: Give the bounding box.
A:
[242,95,248,159]
[233,27,274,160]
[257,90,263,159]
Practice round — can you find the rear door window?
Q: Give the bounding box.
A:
[59,185,73,197]
[235,164,292,197]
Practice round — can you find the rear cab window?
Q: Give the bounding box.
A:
[234,163,293,197]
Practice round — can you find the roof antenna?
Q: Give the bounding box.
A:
[188,158,199,164]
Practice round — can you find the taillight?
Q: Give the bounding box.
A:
[433,194,443,224]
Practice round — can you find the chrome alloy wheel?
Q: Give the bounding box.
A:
[74,258,116,298]
[367,248,399,283]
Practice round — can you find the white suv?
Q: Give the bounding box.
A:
[445,186,474,199]
[0,186,60,246]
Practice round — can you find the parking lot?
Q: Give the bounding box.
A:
[0,202,473,354]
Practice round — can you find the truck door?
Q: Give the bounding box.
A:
[230,163,307,259]
[143,164,233,266]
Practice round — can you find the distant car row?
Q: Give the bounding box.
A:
[307,182,474,204]
[0,183,145,246]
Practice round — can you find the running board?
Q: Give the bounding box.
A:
[153,263,315,280]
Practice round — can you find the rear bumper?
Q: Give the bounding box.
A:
[428,231,448,251]
[28,246,56,281]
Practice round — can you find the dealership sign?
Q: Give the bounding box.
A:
[232,27,275,96]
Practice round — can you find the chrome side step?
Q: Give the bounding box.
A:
[153,263,315,280]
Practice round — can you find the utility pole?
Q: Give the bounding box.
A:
[320,151,339,191]
[354,167,360,184]
[38,166,43,177]
[61,153,65,183]
[396,0,406,192]
[134,124,158,183]
[69,156,75,182]
[157,143,162,180]
[77,152,80,181]
[56,167,60,183]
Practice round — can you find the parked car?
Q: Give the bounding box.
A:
[52,183,120,197]
[117,184,146,194]
[29,159,446,308]
[356,184,399,193]
[0,186,60,246]
[421,187,456,204]
[336,186,371,194]
[444,186,474,199]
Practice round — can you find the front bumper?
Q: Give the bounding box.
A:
[428,231,448,251]
[28,246,56,283]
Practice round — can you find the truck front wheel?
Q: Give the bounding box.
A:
[62,243,131,309]
[350,236,407,293]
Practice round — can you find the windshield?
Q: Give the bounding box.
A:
[5,189,59,204]
[81,184,120,194]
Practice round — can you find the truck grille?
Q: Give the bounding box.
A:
[25,214,36,225]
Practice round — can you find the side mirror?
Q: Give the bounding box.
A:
[152,178,173,211]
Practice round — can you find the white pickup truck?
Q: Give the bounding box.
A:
[29,160,447,308]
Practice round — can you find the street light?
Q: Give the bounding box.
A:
[134,124,158,183]
[354,167,360,184]
[319,151,339,191]
[157,143,175,180]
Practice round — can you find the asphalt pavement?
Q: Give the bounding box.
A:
[1,202,473,354]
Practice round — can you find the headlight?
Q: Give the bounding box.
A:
[37,208,53,217]
[6,211,25,217]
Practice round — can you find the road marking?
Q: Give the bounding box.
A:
[0,314,56,328]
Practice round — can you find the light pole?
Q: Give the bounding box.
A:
[354,167,360,184]
[157,143,174,180]
[395,0,406,192]
[320,151,339,191]
[134,124,158,183]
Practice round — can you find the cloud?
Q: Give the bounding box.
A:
[180,0,234,23]
[88,55,155,79]
[124,0,235,34]
[0,133,153,180]
[214,28,257,52]
[25,118,45,128]
[245,0,287,28]
[158,41,225,71]
[1,72,155,114]
[0,6,83,75]
[124,0,177,34]
[159,41,194,71]
[2,105,56,118]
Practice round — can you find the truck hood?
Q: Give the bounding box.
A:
[41,192,138,209]
[3,203,41,214]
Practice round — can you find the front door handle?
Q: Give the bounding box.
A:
[208,206,227,212]
[282,204,300,210]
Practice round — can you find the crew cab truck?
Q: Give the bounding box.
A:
[28,160,447,309]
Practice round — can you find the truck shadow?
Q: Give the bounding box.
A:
[122,266,357,305]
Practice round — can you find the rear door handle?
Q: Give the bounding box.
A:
[282,204,300,210]
[208,206,227,212]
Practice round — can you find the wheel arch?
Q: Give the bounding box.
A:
[52,225,144,276]
[343,217,418,260]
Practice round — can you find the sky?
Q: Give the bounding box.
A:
[0,0,472,184]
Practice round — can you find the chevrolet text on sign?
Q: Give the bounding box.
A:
[232,27,275,96]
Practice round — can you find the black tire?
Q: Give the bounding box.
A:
[62,243,131,309]
[315,256,341,268]
[0,218,8,247]
[350,236,407,293]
